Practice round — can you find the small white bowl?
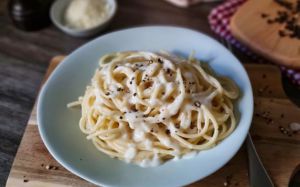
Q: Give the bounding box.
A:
[50,0,117,37]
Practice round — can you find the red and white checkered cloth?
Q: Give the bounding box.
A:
[208,0,300,86]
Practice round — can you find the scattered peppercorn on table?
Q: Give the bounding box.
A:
[230,0,300,69]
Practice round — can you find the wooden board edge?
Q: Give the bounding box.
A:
[42,56,65,84]
[6,175,70,187]
[6,55,298,187]
[5,56,66,186]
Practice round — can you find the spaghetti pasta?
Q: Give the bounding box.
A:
[68,51,239,167]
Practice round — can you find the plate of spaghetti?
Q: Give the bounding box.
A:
[37,26,253,187]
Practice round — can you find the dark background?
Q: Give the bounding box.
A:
[0,0,299,186]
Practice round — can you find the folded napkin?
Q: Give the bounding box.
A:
[208,0,300,86]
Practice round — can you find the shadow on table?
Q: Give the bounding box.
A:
[282,75,300,107]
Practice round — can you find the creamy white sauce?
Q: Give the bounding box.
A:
[128,96,139,104]
[185,72,194,77]
[162,58,175,70]
[138,153,161,167]
[82,51,235,167]
[124,146,137,163]
[149,98,160,107]
[191,89,217,108]
[169,124,177,135]
[172,155,180,161]
[133,128,145,142]
[143,139,153,150]
[182,151,197,159]
[156,135,180,150]
[144,63,160,76]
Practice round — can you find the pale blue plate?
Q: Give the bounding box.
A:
[37,26,253,187]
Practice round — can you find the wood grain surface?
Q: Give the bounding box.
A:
[5,56,300,187]
[1,0,300,186]
[0,1,220,185]
[230,0,300,69]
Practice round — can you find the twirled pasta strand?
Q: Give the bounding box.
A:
[68,51,239,167]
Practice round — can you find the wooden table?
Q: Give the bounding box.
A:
[0,0,299,186]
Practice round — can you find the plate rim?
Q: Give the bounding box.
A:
[37,25,254,187]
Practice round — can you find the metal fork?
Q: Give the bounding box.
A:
[220,38,275,187]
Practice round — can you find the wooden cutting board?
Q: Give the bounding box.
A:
[5,56,300,187]
[230,0,300,69]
